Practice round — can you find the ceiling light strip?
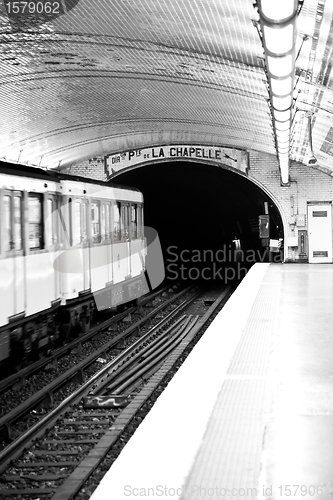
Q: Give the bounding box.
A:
[256,0,299,185]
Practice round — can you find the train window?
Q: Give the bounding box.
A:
[45,198,58,247]
[91,201,101,243]
[46,199,53,247]
[82,201,88,241]
[131,204,137,239]
[3,195,11,252]
[13,196,22,251]
[113,202,121,241]
[105,204,110,239]
[68,198,73,246]
[101,204,106,240]
[73,201,82,245]
[28,194,43,250]
[1,192,24,255]
[122,204,129,240]
[138,204,143,238]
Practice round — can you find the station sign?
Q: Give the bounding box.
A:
[105,145,249,179]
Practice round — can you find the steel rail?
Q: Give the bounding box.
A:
[89,315,189,396]
[0,283,174,395]
[0,284,235,498]
[0,286,202,473]
[51,284,235,500]
[108,316,199,395]
[0,284,195,441]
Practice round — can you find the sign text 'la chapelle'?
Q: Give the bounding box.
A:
[105,145,249,178]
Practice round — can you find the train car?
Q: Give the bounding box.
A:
[0,162,149,367]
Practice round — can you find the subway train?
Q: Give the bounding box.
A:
[0,162,151,367]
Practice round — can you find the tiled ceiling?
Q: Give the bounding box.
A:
[0,0,332,176]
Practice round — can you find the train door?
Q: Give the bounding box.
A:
[121,203,131,279]
[130,203,143,276]
[112,202,130,283]
[101,202,112,283]
[123,204,131,277]
[82,200,91,290]
[112,202,121,283]
[307,204,332,263]
[80,200,91,291]
[45,195,60,299]
[3,190,25,316]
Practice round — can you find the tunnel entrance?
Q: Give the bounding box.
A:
[112,161,284,281]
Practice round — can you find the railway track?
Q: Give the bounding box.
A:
[0,283,235,499]
[0,283,194,444]
[0,283,177,396]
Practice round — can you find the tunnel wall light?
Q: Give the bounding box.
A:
[256,0,299,185]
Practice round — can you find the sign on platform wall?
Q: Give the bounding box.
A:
[105,145,249,179]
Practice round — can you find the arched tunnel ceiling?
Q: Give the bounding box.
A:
[0,0,333,176]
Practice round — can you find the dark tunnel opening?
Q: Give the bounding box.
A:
[112,161,284,282]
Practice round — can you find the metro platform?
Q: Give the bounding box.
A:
[91,263,333,500]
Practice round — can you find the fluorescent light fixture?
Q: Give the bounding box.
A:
[278,147,290,156]
[278,138,290,145]
[276,132,290,142]
[272,94,292,110]
[280,160,289,184]
[277,138,290,147]
[276,128,290,136]
[260,0,297,21]
[271,77,293,97]
[275,120,291,131]
[277,141,290,149]
[263,24,294,54]
[267,54,293,78]
[279,154,289,161]
[256,0,299,185]
[274,109,291,121]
